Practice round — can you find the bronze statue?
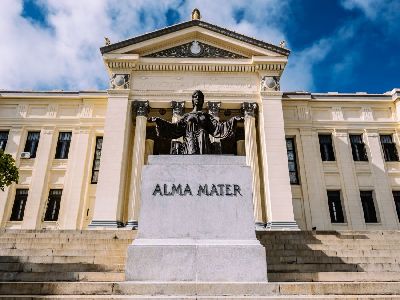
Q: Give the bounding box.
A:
[148,90,243,154]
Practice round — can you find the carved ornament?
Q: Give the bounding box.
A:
[207,102,221,117]
[110,74,130,89]
[260,76,280,91]
[145,41,246,59]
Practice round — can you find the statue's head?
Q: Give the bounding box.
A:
[192,90,204,110]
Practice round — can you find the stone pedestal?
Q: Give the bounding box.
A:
[125,155,267,282]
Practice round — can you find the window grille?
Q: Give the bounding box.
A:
[318,134,335,161]
[327,190,345,223]
[0,131,9,151]
[24,132,40,158]
[55,132,72,159]
[285,138,299,184]
[350,134,368,161]
[44,189,62,221]
[380,135,399,162]
[10,189,28,221]
[91,137,103,184]
[360,191,378,223]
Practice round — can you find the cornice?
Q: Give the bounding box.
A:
[100,20,290,56]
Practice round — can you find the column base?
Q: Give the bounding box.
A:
[264,221,299,231]
[126,220,138,230]
[88,220,125,229]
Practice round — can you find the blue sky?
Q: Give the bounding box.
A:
[0,0,399,93]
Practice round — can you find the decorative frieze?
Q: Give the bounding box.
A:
[110,74,130,89]
[362,107,374,121]
[207,102,221,118]
[133,101,150,117]
[297,106,311,121]
[171,101,185,117]
[79,104,93,118]
[17,104,28,118]
[260,76,280,91]
[241,102,258,117]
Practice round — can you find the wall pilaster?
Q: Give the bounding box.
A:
[259,92,297,230]
[0,127,23,226]
[61,127,92,229]
[22,127,55,229]
[365,130,399,228]
[89,90,131,228]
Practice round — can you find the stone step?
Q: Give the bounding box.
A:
[0,282,400,296]
[268,272,400,282]
[266,249,400,257]
[0,262,124,272]
[0,255,126,264]
[268,263,400,272]
[0,243,131,251]
[1,296,400,299]
[0,249,126,257]
[267,256,398,264]
[0,271,124,282]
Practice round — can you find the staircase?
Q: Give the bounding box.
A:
[0,229,399,299]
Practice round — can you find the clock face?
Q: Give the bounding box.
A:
[190,41,202,55]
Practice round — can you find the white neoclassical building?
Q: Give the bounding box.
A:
[1,12,400,232]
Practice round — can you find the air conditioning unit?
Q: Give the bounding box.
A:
[20,152,31,159]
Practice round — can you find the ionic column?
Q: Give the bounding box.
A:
[22,127,55,229]
[128,101,150,228]
[365,130,399,228]
[208,102,221,154]
[89,90,131,228]
[0,127,23,227]
[242,102,263,224]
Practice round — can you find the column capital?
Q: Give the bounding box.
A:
[207,101,221,118]
[171,101,185,117]
[241,102,258,117]
[133,100,150,117]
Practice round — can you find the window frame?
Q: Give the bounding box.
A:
[91,136,103,184]
[54,132,72,159]
[360,190,379,223]
[285,137,300,185]
[327,190,345,223]
[0,130,9,152]
[349,134,368,162]
[380,134,399,162]
[10,189,29,221]
[318,133,336,162]
[44,189,63,222]
[392,190,400,222]
[24,131,41,158]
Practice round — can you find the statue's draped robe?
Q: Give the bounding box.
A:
[155,111,236,154]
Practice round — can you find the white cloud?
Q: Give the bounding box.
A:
[0,0,294,91]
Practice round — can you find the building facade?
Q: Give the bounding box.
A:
[1,15,400,232]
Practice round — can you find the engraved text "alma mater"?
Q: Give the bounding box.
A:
[152,184,242,197]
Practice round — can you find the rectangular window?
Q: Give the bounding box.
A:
[319,134,335,161]
[10,189,28,221]
[393,191,400,222]
[44,189,62,221]
[327,190,345,223]
[91,137,103,184]
[360,191,378,223]
[350,134,368,161]
[55,132,72,159]
[286,138,299,184]
[0,131,9,151]
[24,131,40,158]
[380,135,399,162]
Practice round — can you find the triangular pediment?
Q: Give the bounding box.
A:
[100,20,289,58]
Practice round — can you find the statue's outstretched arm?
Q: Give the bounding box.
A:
[210,115,244,139]
[148,117,185,139]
